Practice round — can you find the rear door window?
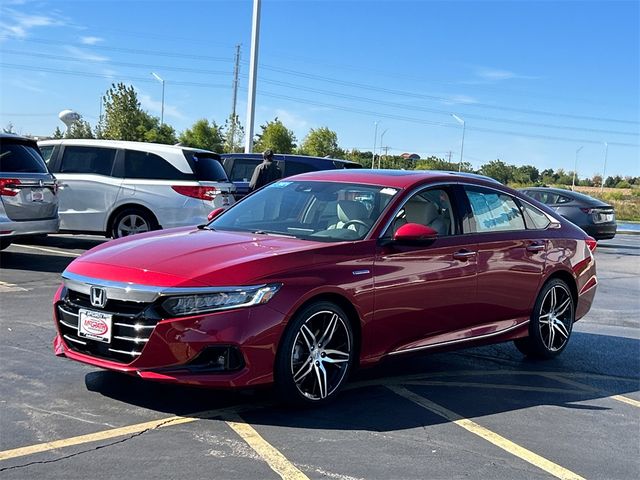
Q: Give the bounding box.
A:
[125,150,193,180]
[464,187,526,233]
[285,160,315,176]
[184,151,228,181]
[60,146,116,175]
[0,141,48,173]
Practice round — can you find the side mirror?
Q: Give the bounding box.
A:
[207,207,225,221]
[393,223,438,243]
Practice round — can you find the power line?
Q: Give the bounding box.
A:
[2,50,232,76]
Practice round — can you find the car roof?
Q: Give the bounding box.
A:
[0,133,37,144]
[520,186,608,205]
[37,138,217,156]
[285,169,502,189]
[220,152,360,166]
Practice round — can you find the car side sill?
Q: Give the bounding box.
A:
[388,320,529,356]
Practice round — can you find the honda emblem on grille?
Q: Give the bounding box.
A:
[89,286,107,308]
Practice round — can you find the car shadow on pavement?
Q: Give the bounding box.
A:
[18,234,106,251]
[0,251,75,273]
[85,330,639,432]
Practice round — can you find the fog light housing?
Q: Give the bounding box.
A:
[187,346,244,372]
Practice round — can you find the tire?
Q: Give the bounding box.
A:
[110,208,157,239]
[514,278,575,359]
[0,238,11,250]
[274,301,354,406]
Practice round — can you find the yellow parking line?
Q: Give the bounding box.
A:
[0,404,265,462]
[11,243,82,257]
[542,373,640,408]
[388,385,585,480]
[226,415,309,480]
[0,415,195,461]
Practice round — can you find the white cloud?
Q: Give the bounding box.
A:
[139,93,186,121]
[274,109,309,132]
[0,7,65,39]
[441,94,479,106]
[64,46,109,62]
[473,67,540,83]
[81,36,104,45]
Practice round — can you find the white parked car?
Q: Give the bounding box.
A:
[38,139,235,238]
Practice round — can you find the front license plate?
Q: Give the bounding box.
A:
[78,309,112,343]
[30,189,44,202]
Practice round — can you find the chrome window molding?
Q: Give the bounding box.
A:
[61,271,268,304]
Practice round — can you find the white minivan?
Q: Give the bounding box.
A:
[38,139,235,238]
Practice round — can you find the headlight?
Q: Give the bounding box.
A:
[161,284,281,317]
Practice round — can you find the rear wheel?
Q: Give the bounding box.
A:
[514,279,575,359]
[111,208,156,239]
[275,301,354,406]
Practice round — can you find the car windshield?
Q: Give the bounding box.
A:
[210,180,399,241]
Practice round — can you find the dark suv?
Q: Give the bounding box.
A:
[220,153,362,198]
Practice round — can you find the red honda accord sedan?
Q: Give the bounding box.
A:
[53,170,598,405]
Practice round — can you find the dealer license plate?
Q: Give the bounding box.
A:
[78,309,112,343]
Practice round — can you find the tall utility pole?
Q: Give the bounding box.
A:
[572,146,583,191]
[379,129,388,168]
[372,121,379,169]
[151,72,165,127]
[447,151,452,163]
[244,0,261,153]
[601,142,609,192]
[451,114,465,172]
[229,44,241,152]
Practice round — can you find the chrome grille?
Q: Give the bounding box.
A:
[55,289,159,364]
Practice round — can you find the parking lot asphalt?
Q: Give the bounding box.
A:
[0,234,638,480]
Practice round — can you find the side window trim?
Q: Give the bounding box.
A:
[379,184,461,239]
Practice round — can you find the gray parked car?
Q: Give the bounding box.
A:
[519,186,616,240]
[0,134,59,250]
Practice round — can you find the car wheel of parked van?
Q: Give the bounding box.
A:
[111,208,156,239]
[514,278,574,359]
[275,301,354,406]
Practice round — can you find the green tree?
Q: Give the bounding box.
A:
[299,127,340,157]
[141,120,177,145]
[253,118,296,154]
[65,118,94,139]
[513,165,540,184]
[179,119,224,152]
[100,83,146,141]
[3,122,15,134]
[479,159,513,184]
[52,126,64,139]
[223,113,244,153]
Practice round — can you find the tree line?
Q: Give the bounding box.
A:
[55,83,638,189]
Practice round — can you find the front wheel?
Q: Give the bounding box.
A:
[275,301,354,406]
[514,278,575,359]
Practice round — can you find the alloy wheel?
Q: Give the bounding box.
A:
[290,310,351,400]
[538,284,573,352]
[116,214,150,238]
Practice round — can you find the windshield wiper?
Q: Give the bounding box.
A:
[252,230,296,238]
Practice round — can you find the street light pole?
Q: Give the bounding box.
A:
[451,114,465,172]
[601,142,608,192]
[572,146,583,191]
[151,72,165,127]
[244,0,261,153]
[372,121,378,169]
[379,129,388,168]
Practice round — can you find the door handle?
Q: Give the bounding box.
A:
[453,250,476,261]
[526,242,545,253]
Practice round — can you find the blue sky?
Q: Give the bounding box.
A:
[0,0,638,177]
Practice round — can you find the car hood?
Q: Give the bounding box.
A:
[64,227,331,287]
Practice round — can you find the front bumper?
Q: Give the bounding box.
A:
[52,286,287,388]
[0,216,59,237]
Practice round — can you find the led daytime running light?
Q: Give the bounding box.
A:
[162,284,280,316]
